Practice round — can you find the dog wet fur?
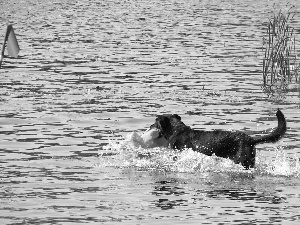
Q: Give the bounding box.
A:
[148,110,286,169]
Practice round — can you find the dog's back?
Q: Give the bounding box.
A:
[173,129,255,168]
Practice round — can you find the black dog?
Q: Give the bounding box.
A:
[150,110,286,169]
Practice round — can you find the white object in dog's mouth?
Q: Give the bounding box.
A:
[141,128,167,148]
[142,128,161,140]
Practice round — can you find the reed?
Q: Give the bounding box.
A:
[262,7,299,87]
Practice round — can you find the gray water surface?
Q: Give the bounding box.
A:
[1,0,300,224]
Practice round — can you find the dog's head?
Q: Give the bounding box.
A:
[150,114,184,139]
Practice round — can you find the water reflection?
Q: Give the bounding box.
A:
[1,0,300,224]
[155,198,188,210]
[152,180,186,196]
[203,189,286,204]
[151,176,287,211]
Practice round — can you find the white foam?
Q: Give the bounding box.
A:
[98,132,300,178]
[255,146,300,177]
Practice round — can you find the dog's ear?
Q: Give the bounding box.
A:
[172,114,181,121]
[170,114,186,131]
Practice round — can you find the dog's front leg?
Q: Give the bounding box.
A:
[168,134,178,149]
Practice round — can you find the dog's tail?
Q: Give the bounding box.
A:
[251,109,286,145]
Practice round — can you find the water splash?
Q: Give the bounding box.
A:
[98,132,300,178]
[255,146,300,177]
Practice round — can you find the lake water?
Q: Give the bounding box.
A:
[1,0,300,224]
